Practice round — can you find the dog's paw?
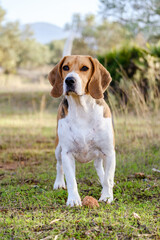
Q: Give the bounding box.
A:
[99,186,113,204]
[99,195,113,203]
[99,188,113,203]
[53,179,66,190]
[67,194,82,207]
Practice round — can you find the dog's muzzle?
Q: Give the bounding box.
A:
[65,76,76,94]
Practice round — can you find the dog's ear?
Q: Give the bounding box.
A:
[88,57,112,99]
[48,57,66,98]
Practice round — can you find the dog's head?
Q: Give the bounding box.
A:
[48,55,112,99]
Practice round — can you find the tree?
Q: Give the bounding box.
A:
[66,13,131,56]
[72,38,95,56]
[18,39,50,68]
[0,21,22,73]
[0,6,5,26]
[95,20,131,54]
[64,13,83,34]
[99,0,160,41]
[48,40,65,64]
[0,5,50,72]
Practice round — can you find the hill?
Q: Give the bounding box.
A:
[26,22,68,44]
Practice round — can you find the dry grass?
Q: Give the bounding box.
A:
[0,67,51,93]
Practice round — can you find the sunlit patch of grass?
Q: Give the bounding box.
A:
[0,73,50,93]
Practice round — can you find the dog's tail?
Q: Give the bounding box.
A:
[63,33,74,57]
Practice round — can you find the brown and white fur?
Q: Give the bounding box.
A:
[48,55,116,207]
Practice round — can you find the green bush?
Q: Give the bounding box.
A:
[98,44,160,112]
[148,41,160,58]
[98,45,147,85]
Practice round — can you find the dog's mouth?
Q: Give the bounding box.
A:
[66,89,77,96]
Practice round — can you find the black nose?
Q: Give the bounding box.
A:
[65,77,76,87]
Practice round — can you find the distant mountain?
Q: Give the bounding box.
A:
[25,22,69,44]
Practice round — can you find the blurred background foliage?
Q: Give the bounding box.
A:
[0,0,160,113]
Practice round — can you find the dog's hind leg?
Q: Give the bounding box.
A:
[53,144,66,189]
[94,159,104,186]
[99,150,116,203]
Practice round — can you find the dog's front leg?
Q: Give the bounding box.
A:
[61,151,81,207]
[99,150,116,203]
[54,145,66,189]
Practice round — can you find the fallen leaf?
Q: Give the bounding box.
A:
[40,236,52,240]
[133,212,141,220]
[50,219,60,224]
[152,168,160,173]
[135,172,145,179]
[0,208,8,213]
[85,230,92,236]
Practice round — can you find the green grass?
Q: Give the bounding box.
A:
[0,110,160,239]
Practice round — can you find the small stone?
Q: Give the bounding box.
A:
[82,196,99,208]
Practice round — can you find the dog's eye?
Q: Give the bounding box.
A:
[63,65,69,71]
[81,66,89,71]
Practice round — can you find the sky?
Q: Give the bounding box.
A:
[0,0,100,28]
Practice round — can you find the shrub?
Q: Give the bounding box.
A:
[148,41,160,58]
[98,44,160,113]
[98,45,147,84]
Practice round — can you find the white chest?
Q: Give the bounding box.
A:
[58,95,113,163]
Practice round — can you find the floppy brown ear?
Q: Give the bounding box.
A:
[48,57,66,98]
[88,57,112,99]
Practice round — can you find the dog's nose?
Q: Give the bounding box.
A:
[65,77,76,87]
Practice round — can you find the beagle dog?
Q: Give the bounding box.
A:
[48,55,116,207]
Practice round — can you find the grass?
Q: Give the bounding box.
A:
[0,98,160,239]
[0,68,50,93]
